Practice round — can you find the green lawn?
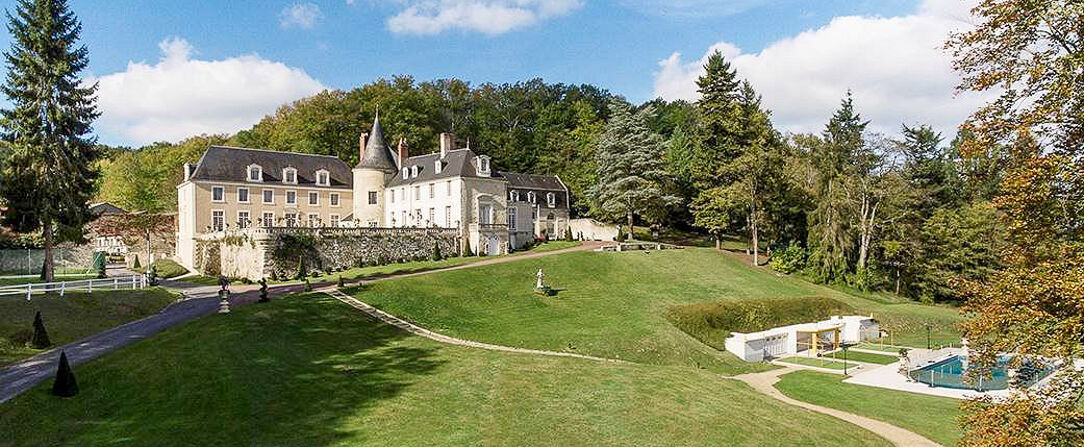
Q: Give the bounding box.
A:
[778,356,847,370]
[351,248,962,375]
[0,294,892,447]
[855,342,908,353]
[0,288,178,365]
[824,350,898,365]
[775,370,962,446]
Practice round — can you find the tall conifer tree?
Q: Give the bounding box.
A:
[589,101,680,240]
[692,50,742,188]
[0,0,99,282]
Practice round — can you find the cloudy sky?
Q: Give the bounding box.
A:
[0,0,986,146]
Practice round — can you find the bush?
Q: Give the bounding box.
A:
[31,311,51,349]
[51,351,79,398]
[303,279,312,292]
[150,259,188,278]
[666,297,854,350]
[132,254,141,270]
[615,227,624,242]
[432,242,443,261]
[770,242,807,274]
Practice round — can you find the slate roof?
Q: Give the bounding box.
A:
[190,146,352,189]
[498,172,566,191]
[386,149,501,187]
[356,114,398,172]
[89,202,128,216]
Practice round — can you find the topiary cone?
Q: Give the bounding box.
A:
[52,351,79,398]
[31,311,51,349]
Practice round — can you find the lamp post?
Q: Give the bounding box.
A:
[925,324,931,350]
[841,342,856,376]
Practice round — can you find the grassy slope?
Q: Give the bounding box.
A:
[775,370,962,446]
[354,248,962,375]
[0,288,178,365]
[0,274,97,287]
[0,294,891,447]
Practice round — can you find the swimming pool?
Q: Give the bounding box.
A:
[909,355,1057,391]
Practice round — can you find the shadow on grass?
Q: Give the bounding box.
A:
[0,293,446,447]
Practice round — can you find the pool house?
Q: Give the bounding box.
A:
[725,315,880,362]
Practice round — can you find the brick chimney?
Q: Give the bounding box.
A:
[397,138,409,168]
[358,132,368,163]
[439,133,455,158]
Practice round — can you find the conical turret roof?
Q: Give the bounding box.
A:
[356,113,398,172]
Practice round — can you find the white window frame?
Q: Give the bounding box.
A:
[428,208,435,227]
[447,180,452,197]
[330,214,340,227]
[307,213,320,227]
[390,189,395,204]
[527,191,536,204]
[286,190,297,205]
[282,167,298,184]
[315,170,330,186]
[284,213,298,227]
[247,164,263,182]
[414,185,420,200]
[547,192,556,208]
[414,209,421,226]
[237,210,251,229]
[262,211,275,227]
[237,187,250,204]
[368,191,378,205]
[428,183,434,199]
[401,167,408,178]
[211,186,225,203]
[445,206,452,227]
[308,191,319,206]
[508,207,517,230]
[435,160,442,174]
[330,192,340,207]
[211,209,225,232]
[510,190,520,202]
[262,189,274,204]
[411,165,419,178]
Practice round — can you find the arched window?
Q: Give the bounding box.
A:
[247,164,262,182]
[546,192,556,207]
[411,165,419,178]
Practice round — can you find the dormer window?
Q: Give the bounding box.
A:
[476,156,491,176]
[435,160,442,174]
[411,166,419,178]
[282,167,297,184]
[401,167,408,178]
[247,164,262,182]
[510,190,520,202]
[547,192,556,207]
[527,191,536,204]
[315,170,330,186]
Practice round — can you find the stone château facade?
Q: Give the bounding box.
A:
[176,114,570,271]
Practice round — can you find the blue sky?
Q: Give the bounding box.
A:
[0,0,983,146]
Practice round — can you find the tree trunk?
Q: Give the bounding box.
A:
[715,232,721,250]
[751,218,759,267]
[145,227,152,269]
[42,219,55,282]
[895,269,901,295]
[626,209,634,242]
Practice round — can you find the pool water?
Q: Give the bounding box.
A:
[909,356,1056,391]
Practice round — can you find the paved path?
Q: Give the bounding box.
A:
[733,367,941,447]
[0,242,598,404]
[325,289,625,363]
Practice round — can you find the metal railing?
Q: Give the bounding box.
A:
[0,275,148,300]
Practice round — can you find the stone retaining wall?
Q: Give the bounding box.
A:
[195,227,461,281]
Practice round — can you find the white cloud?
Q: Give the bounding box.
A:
[386,0,583,35]
[620,0,772,18]
[91,37,326,145]
[652,0,990,137]
[280,2,323,29]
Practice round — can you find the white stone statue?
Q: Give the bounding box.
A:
[536,269,545,289]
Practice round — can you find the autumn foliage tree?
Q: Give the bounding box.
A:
[948,1,1084,445]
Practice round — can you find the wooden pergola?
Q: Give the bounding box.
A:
[797,326,841,356]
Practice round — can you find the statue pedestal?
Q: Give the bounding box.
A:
[218,291,231,314]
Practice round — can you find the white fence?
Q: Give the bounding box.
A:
[0,275,148,300]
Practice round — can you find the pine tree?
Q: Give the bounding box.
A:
[693,50,743,189]
[1,0,100,282]
[132,254,141,270]
[51,350,78,397]
[31,310,50,348]
[588,100,681,240]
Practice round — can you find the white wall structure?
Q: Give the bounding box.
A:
[725,316,880,362]
[569,218,619,241]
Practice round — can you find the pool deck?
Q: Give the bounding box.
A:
[843,361,1007,400]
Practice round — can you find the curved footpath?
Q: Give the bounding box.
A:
[733,367,941,447]
[0,242,598,404]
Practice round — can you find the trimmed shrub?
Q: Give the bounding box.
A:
[565,227,573,241]
[51,351,79,397]
[666,297,854,350]
[770,242,807,274]
[615,227,624,242]
[432,242,443,261]
[31,311,51,349]
[132,254,141,270]
[150,259,188,278]
[337,276,345,288]
[303,279,312,292]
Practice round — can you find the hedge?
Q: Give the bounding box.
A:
[666,297,854,350]
[150,259,189,278]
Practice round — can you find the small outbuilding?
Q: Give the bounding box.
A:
[724,315,880,362]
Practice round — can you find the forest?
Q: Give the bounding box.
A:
[95,54,1010,304]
